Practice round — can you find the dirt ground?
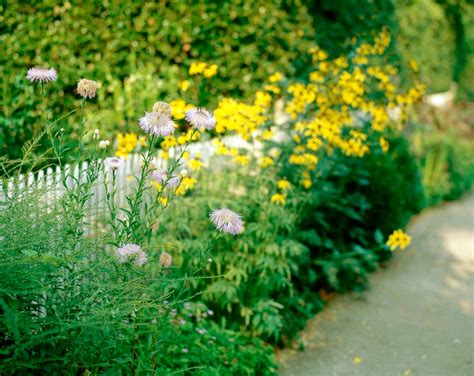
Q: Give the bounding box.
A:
[278,195,474,376]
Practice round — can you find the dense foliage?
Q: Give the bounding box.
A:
[1,2,473,374]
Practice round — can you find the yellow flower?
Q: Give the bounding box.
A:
[271,193,286,205]
[175,176,198,195]
[203,64,218,78]
[179,80,190,91]
[188,158,204,171]
[233,155,250,165]
[277,179,291,191]
[259,156,274,168]
[189,61,207,75]
[269,72,284,83]
[386,229,412,251]
[380,137,389,153]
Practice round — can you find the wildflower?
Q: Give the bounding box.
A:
[182,348,189,353]
[386,229,412,251]
[185,108,216,130]
[139,112,175,137]
[179,80,190,91]
[189,61,207,75]
[209,208,244,235]
[104,157,124,171]
[269,72,284,83]
[26,67,58,83]
[93,129,100,139]
[203,64,218,78]
[271,193,286,205]
[77,78,98,99]
[159,252,172,267]
[115,243,148,266]
[188,158,204,171]
[150,169,180,189]
[152,101,172,117]
[99,140,110,149]
[277,179,291,191]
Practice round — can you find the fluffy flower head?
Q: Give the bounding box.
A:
[209,208,244,235]
[150,169,181,189]
[26,67,58,83]
[152,101,172,117]
[139,112,175,137]
[104,157,125,171]
[77,78,98,99]
[115,243,148,266]
[185,108,216,130]
[159,252,172,268]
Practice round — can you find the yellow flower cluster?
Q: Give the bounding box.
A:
[213,98,269,139]
[189,61,218,78]
[115,132,146,157]
[386,229,412,251]
[285,83,317,119]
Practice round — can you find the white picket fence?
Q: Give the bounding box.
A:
[0,136,254,233]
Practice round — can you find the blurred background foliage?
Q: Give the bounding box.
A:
[1,0,472,163]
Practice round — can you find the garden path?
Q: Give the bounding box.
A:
[278,194,474,376]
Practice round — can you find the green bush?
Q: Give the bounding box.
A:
[395,0,456,93]
[152,131,425,346]
[409,107,474,205]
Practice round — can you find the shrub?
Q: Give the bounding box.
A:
[409,104,474,205]
[395,0,456,93]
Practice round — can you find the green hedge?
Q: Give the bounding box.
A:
[396,0,456,93]
[0,1,316,161]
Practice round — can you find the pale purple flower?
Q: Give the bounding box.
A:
[185,108,216,130]
[104,157,125,171]
[209,208,244,235]
[179,318,186,325]
[166,176,181,190]
[196,328,207,335]
[26,67,58,83]
[150,170,181,190]
[139,112,175,137]
[115,243,148,266]
[182,348,189,353]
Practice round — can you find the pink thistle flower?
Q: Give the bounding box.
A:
[26,67,58,83]
[104,157,125,171]
[209,208,244,235]
[139,112,175,137]
[115,243,148,266]
[185,108,216,130]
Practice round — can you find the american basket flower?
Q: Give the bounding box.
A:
[77,78,98,99]
[139,112,175,137]
[104,157,125,171]
[152,101,172,117]
[26,67,58,83]
[115,243,148,266]
[150,169,181,189]
[209,208,244,235]
[185,108,216,130]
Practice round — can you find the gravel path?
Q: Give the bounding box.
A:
[278,195,474,376]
